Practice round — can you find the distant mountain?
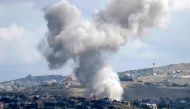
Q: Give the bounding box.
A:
[118,63,190,87]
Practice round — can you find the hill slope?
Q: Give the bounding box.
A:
[0,75,65,91]
[118,63,190,86]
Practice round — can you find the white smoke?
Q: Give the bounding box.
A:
[170,0,190,11]
[39,0,170,100]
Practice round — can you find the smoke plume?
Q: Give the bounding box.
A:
[39,0,170,100]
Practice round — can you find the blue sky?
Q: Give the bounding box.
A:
[0,0,190,81]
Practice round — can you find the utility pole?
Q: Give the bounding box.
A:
[153,62,155,69]
[153,62,156,75]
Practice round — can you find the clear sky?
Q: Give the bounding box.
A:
[0,0,190,82]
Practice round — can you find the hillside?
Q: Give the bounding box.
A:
[0,75,65,91]
[123,82,190,100]
[118,63,190,87]
[1,62,190,91]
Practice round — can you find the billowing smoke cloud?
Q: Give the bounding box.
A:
[39,0,170,100]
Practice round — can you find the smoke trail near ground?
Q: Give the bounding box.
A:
[39,0,170,100]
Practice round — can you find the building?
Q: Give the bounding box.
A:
[65,75,77,81]
[146,103,157,109]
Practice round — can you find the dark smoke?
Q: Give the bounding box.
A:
[39,0,170,100]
